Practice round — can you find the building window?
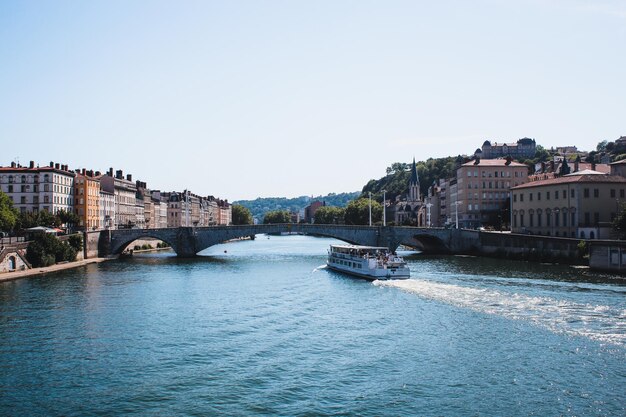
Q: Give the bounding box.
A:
[547,192,550,200]
[538,192,541,201]
[594,189,599,198]
[571,212,575,226]
[584,188,589,198]
[562,190,566,199]
[547,212,551,226]
[594,212,600,225]
[513,194,517,202]
[529,213,534,227]
[520,193,523,202]
[584,212,590,226]
[621,189,625,198]
[555,191,559,199]
[611,189,616,198]
[571,189,575,198]
[529,193,533,201]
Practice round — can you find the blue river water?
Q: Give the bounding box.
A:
[0,235,624,416]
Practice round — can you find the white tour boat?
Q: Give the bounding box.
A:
[326,244,410,280]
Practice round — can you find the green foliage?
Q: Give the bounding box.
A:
[26,233,78,267]
[56,209,80,226]
[0,191,19,233]
[235,192,359,223]
[314,206,345,224]
[141,244,152,250]
[263,210,292,224]
[68,234,83,251]
[577,240,588,258]
[231,204,253,225]
[344,198,382,225]
[362,157,458,202]
[17,210,60,229]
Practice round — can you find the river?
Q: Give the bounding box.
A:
[0,235,624,416]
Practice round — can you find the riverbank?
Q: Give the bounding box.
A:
[0,257,114,283]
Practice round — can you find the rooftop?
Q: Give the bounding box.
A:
[512,173,626,189]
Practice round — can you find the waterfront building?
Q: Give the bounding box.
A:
[99,188,115,230]
[166,192,183,228]
[510,171,626,239]
[217,199,232,225]
[100,169,138,229]
[74,170,101,231]
[475,137,536,160]
[0,161,75,217]
[609,158,626,178]
[454,157,529,229]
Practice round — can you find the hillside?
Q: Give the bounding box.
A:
[360,157,460,202]
[234,192,360,222]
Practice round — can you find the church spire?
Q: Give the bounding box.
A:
[410,157,419,185]
[409,157,420,202]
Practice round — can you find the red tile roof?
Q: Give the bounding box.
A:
[461,159,527,167]
[512,174,626,189]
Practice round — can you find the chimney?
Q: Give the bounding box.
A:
[29,161,34,168]
[55,163,60,169]
[95,171,101,176]
[505,156,512,166]
[591,161,596,171]
[82,168,86,175]
[574,159,579,172]
[116,170,123,179]
[473,156,480,165]
[126,174,132,182]
[50,161,54,167]
[10,162,16,168]
[108,168,113,177]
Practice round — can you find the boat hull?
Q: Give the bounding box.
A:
[326,263,410,280]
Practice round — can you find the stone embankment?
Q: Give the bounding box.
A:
[0,257,112,283]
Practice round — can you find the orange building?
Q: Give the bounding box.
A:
[75,170,101,230]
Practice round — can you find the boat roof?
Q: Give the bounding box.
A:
[330,244,389,250]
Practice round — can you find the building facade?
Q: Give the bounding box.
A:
[453,158,529,229]
[511,172,626,239]
[476,137,536,160]
[0,161,75,217]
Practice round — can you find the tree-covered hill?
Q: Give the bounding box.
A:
[360,157,460,202]
[234,192,359,223]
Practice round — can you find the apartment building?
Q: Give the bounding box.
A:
[0,161,75,216]
[75,170,100,230]
[511,172,626,239]
[100,169,138,229]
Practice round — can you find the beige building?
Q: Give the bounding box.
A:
[511,172,626,239]
[454,158,529,228]
[100,169,138,229]
[0,161,75,217]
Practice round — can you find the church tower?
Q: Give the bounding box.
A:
[409,157,420,202]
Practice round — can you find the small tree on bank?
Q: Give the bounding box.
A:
[263,210,292,224]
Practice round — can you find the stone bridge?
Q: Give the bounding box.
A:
[100,224,481,258]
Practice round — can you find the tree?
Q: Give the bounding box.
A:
[231,204,254,225]
[56,209,80,228]
[263,210,292,224]
[25,233,78,267]
[344,198,382,225]
[314,206,345,224]
[0,191,19,233]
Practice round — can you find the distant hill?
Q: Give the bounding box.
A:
[234,192,360,222]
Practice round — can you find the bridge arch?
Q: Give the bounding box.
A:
[105,225,466,257]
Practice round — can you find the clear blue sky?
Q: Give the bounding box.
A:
[1,0,624,201]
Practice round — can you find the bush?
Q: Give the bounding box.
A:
[26,233,78,267]
[141,244,152,250]
[68,234,83,251]
[134,245,141,251]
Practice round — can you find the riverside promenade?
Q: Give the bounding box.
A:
[0,257,111,283]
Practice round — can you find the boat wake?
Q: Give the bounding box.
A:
[374,279,626,347]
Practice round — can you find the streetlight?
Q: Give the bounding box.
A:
[454,200,462,229]
[368,192,372,226]
[426,202,432,227]
[382,190,386,226]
